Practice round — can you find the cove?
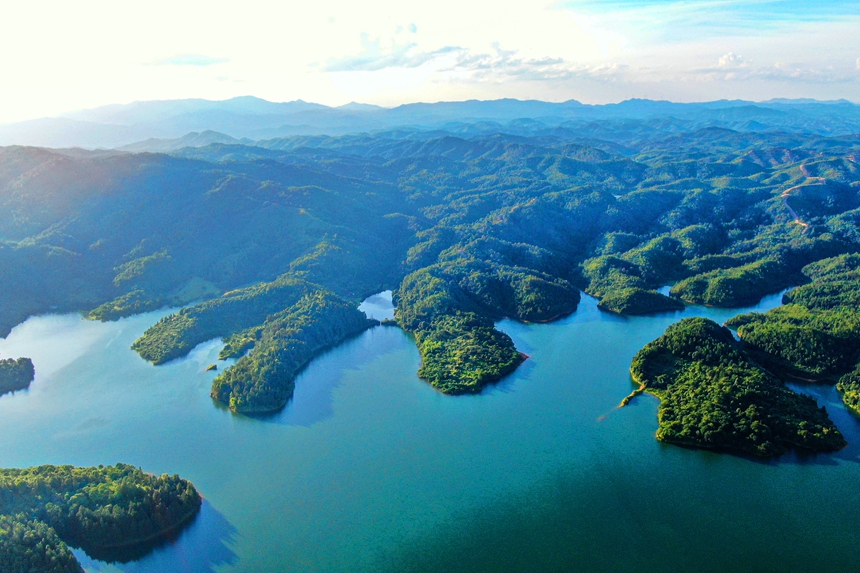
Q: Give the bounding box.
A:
[1,291,860,573]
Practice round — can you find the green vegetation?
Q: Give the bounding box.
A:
[413,312,524,394]
[723,254,860,414]
[781,254,860,310]
[0,464,201,571]
[631,318,845,456]
[3,123,860,407]
[582,255,648,297]
[0,357,34,396]
[0,514,83,573]
[783,279,860,310]
[88,289,165,322]
[583,236,687,304]
[731,307,858,378]
[88,278,222,323]
[799,253,860,280]
[837,365,860,413]
[211,290,375,412]
[635,252,860,456]
[133,273,375,413]
[597,288,684,315]
[670,236,849,307]
[394,246,578,393]
[132,275,311,365]
[670,258,788,307]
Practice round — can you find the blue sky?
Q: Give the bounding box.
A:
[566,0,860,32]
[1,0,858,122]
[565,0,859,24]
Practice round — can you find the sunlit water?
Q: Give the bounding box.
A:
[1,290,859,572]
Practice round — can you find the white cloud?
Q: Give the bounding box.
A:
[325,39,858,91]
[0,0,858,123]
[718,53,746,68]
[856,57,860,70]
[440,43,584,82]
[325,39,626,85]
[324,36,462,72]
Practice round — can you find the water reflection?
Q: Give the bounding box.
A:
[357,290,395,321]
[74,500,238,573]
[786,383,860,465]
[244,291,401,426]
[246,325,411,427]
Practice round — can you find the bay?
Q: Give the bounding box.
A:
[0,291,858,572]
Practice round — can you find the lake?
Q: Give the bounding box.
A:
[1,290,859,572]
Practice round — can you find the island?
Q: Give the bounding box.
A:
[630,317,846,457]
[596,287,684,315]
[2,110,860,445]
[627,252,860,457]
[0,357,35,396]
[0,463,202,572]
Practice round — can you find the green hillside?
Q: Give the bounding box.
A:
[0,464,201,572]
[2,122,860,426]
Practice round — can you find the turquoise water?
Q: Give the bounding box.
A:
[1,292,859,572]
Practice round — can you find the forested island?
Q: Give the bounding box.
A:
[627,252,860,456]
[0,463,201,572]
[631,317,845,456]
[2,99,860,456]
[0,357,34,396]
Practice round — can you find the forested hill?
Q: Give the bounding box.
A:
[0,464,201,572]
[2,122,860,415]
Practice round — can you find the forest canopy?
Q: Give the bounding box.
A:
[0,464,201,572]
[0,357,34,397]
[2,122,860,425]
[631,317,846,457]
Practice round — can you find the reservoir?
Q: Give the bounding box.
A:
[1,292,859,572]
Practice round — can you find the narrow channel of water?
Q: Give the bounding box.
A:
[0,291,858,573]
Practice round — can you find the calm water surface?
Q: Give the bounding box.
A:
[1,291,859,572]
[357,290,395,321]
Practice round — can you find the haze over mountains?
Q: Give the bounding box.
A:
[1,96,859,150]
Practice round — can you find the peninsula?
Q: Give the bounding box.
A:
[0,463,202,571]
[2,98,860,451]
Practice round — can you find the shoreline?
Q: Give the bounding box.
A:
[85,500,202,552]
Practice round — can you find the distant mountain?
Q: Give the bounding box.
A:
[383,98,584,123]
[337,102,386,112]
[117,130,253,153]
[1,96,858,149]
[0,117,139,149]
[64,96,327,125]
[764,98,854,105]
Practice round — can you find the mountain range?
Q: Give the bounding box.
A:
[2,92,860,457]
[1,96,858,150]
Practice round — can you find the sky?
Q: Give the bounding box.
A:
[1,0,859,123]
